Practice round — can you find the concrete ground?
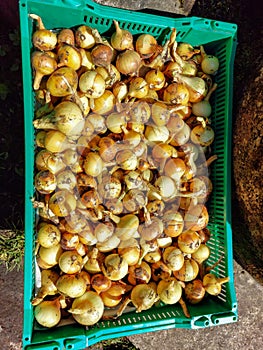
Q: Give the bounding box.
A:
[0,260,262,350]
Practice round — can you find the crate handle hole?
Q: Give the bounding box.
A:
[215,22,220,27]
[67,346,73,349]
[232,316,237,321]
[21,3,26,7]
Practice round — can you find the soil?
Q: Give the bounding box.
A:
[0,0,262,279]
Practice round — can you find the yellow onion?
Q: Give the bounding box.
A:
[49,190,77,217]
[146,200,165,216]
[123,189,146,213]
[57,44,82,70]
[166,115,185,135]
[163,211,184,237]
[37,223,61,248]
[106,112,127,133]
[90,90,115,114]
[46,67,78,97]
[79,70,105,98]
[192,83,217,118]
[86,113,107,134]
[200,46,220,75]
[154,176,176,200]
[68,291,104,325]
[183,204,209,231]
[84,248,103,274]
[96,234,121,253]
[164,158,186,182]
[178,231,201,254]
[131,282,159,312]
[144,249,162,263]
[128,77,149,99]
[135,34,157,57]
[56,273,87,298]
[62,149,78,167]
[116,214,139,241]
[81,189,101,209]
[176,42,200,60]
[163,83,189,105]
[116,149,138,171]
[33,101,84,138]
[157,278,182,304]
[34,298,61,328]
[144,125,169,143]
[44,130,70,155]
[130,100,151,124]
[34,170,56,194]
[138,217,163,241]
[91,273,112,294]
[94,222,114,243]
[111,20,133,51]
[191,124,215,147]
[36,130,46,148]
[58,250,84,274]
[169,122,191,146]
[100,282,127,307]
[98,175,122,200]
[173,259,199,282]
[116,49,141,75]
[101,253,129,281]
[83,152,104,177]
[145,69,165,91]
[128,261,151,285]
[112,81,128,103]
[57,28,75,46]
[151,102,171,127]
[56,169,77,191]
[60,232,79,250]
[91,44,113,68]
[75,25,96,49]
[118,238,140,266]
[38,244,63,268]
[184,279,206,304]
[174,74,208,103]
[191,244,211,264]
[30,14,57,51]
[163,246,184,271]
[151,261,171,282]
[31,270,59,305]
[203,273,230,296]
[31,51,57,90]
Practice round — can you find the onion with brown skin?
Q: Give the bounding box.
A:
[30,14,57,51]
[31,51,57,90]
[46,66,78,97]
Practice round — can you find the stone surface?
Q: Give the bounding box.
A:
[0,261,262,349]
[93,0,196,16]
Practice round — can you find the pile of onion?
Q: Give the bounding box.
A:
[30,14,230,328]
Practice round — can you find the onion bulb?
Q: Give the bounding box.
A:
[116,214,139,240]
[68,291,104,325]
[46,67,78,97]
[145,69,165,91]
[200,46,219,75]
[38,244,63,268]
[56,273,87,298]
[37,223,61,248]
[163,246,184,271]
[127,262,151,285]
[31,270,59,305]
[57,44,82,70]
[177,231,201,254]
[116,49,141,75]
[83,152,104,177]
[184,279,206,304]
[173,259,199,282]
[91,273,112,294]
[131,282,159,312]
[75,25,96,49]
[58,250,83,274]
[203,273,230,296]
[101,253,129,281]
[31,51,57,90]
[100,282,127,307]
[34,170,56,194]
[30,14,57,51]
[157,278,182,304]
[49,190,77,217]
[79,70,106,98]
[34,298,61,328]
[118,238,140,266]
[111,20,133,51]
[135,34,157,57]
[191,244,210,264]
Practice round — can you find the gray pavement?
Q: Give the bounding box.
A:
[0,260,262,350]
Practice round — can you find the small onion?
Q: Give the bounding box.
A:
[131,283,159,312]
[56,273,87,298]
[101,253,129,281]
[49,190,77,217]
[46,67,78,97]
[184,279,206,304]
[157,278,182,305]
[91,44,113,68]
[34,299,61,328]
[58,250,83,274]
[83,152,104,177]
[151,102,170,127]
[118,238,140,266]
[79,70,106,98]
[56,169,77,191]
[116,49,141,75]
[203,273,230,296]
[90,90,115,114]
[38,244,63,268]
[91,273,112,294]
[173,259,199,282]
[128,261,152,285]
[145,69,165,91]
[163,246,184,271]
[135,34,157,57]
[37,223,61,248]
[100,282,127,307]
[111,20,133,51]
[75,25,96,49]
[177,230,201,254]
[191,243,210,264]
[68,291,104,325]
[34,170,56,194]
[128,77,149,99]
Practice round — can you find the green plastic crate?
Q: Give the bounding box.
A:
[19,0,238,349]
